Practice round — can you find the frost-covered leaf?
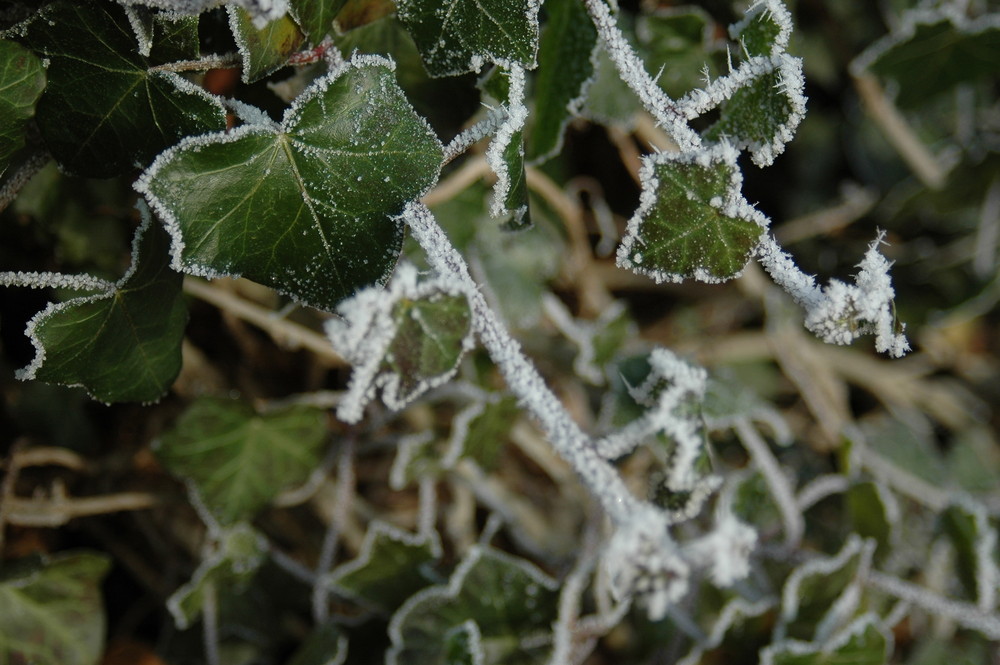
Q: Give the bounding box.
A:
[440,395,519,470]
[289,0,346,45]
[729,0,792,58]
[18,0,226,178]
[328,263,474,423]
[617,144,766,284]
[526,0,597,162]
[167,523,268,629]
[387,546,559,665]
[327,522,441,614]
[137,56,443,311]
[677,598,775,665]
[778,536,875,642]
[0,40,45,178]
[845,481,897,563]
[286,622,348,665]
[583,44,641,126]
[228,5,305,83]
[125,7,200,61]
[941,498,999,609]
[156,397,328,526]
[396,0,540,76]
[638,7,717,98]
[483,65,530,228]
[117,0,289,28]
[855,10,1000,109]
[544,295,635,384]
[0,551,111,665]
[763,614,892,665]
[16,211,186,403]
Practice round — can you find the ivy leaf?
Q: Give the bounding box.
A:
[18,0,226,178]
[763,615,892,665]
[729,0,792,58]
[526,0,597,163]
[856,11,1000,109]
[328,263,474,424]
[583,44,642,127]
[286,622,349,665]
[616,144,766,284]
[137,56,443,311]
[167,523,268,629]
[124,6,200,61]
[289,0,347,45]
[386,546,559,665]
[17,211,187,404]
[396,0,540,77]
[940,499,999,606]
[0,551,111,665]
[482,66,530,228]
[327,522,442,614]
[228,6,305,83]
[639,7,718,98]
[677,598,775,665]
[0,39,45,178]
[156,397,328,526]
[845,481,896,563]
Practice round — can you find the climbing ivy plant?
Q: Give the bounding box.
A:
[2,0,1000,664]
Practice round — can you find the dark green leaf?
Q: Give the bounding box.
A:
[730,0,791,58]
[397,0,540,76]
[289,0,347,45]
[19,214,187,403]
[861,14,1000,108]
[462,396,519,469]
[941,500,998,605]
[0,39,45,177]
[167,523,268,629]
[617,145,765,283]
[229,6,305,83]
[526,0,597,162]
[0,551,111,665]
[286,622,349,665]
[328,522,441,613]
[845,482,894,562]
[19,0,226,177]
[138,57,443,311]
[387,546,559,665]
[156,397,328,525]
[149,12,201,63]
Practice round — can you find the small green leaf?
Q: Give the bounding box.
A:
[940,499,998,605]
[730,0,792,58]
[481,66,530,228]
[527,0,598,162]
[617,144,765,284]
[328,522,441,613]
[397,0,540,76]
[387,546,559,665]
[329,264,474,423]
[156,397,328,525]
[18,213,187,403]
[289,0,347,45]
[0,551,111,665]
[639,8,717,98]
[149,12,201,63]
[229,6,306,83]
[765,615,892,665]
[859,13,1000,109]
[167,523,268,629]
[138,56,443,311]
[19,0,226,178]
[286,622,349,665]
[0,39,45,178]
[462,396,519,469]
[845,482,895,562]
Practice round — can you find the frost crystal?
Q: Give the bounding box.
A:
[117,0,288,28]
[485,63,529,224]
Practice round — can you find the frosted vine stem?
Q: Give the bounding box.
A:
[582,0,701,152]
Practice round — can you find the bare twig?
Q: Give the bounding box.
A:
[421,156,491,208]
[312,436,356,624]
[0,439,27,551]
[4,491,163,527]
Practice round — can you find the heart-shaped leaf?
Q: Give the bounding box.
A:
[289,0,347,45]
[228,5,305,83]
[137,55,443,311]
[17,211,187,404]
[18,0,226,178]
[0,39,45,177]
[396,0,540,77]
[617,144,766,283]
[156,397,328,526]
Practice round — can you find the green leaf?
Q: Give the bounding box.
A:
[0,551,111,665]
[765,615,892,665]
[289,0,347,45]
[229,6,306,83]
[167,523,268,629]
[156,397,328,526]
[138,56,443,311]
[583,45,641,126]
[329,264,474,423]
[19,0,226,178]
[0,39,45,178]
[845,482,895,563]
[617,144,765,284]
[730,0,792,58]
[396,0,540,76]
[859,12,1000,109]
[149,12,201,63]
[387,546,559,665]
[639,8,717,98]
[940,499,999,605]
[18,212,187,403]
[526,0,598,162]
[481,66,530,228]
[286,622,349,665]
[327,522,441,613]
[461,396,519,469]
